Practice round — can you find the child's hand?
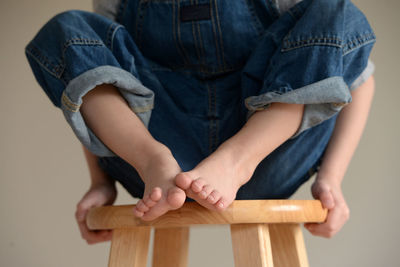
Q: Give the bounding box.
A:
[75,182,117,244]
[304,177,350,238]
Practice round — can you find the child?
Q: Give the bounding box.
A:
[25,0,375,242]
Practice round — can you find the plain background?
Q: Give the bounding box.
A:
[0,0,399,266]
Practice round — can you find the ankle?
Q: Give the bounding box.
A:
[213,143,257,185]
[132,142,173,175]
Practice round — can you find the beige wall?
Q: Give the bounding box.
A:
[0,0,399,266]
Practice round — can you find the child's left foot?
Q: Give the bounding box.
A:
[175,150,254,211]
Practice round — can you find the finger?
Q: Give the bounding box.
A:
[305,206,344,238]
[77,218,112,244]
[318,190,335,210]
[75,193,102,222]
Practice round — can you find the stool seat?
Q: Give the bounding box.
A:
[87,200,327,267]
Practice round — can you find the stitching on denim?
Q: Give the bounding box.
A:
[282,33,376,54]
[196,15,207,70]
[342,33,376,56]
[245,0,265,37]
[131,104,154,113]
[197,24,207,70]
[61,91,80,112]
[142,0,174,2]
[60,38,104,78]
[176,0,191,65]
[25,44,64,80]
[190,0,202,65]
[209,0,222,70]
[191,21,202,64]
[106,22,122,50]
[110,24,124,52]
[150,63,242,75]
[135,1,147,49]
[281,36,343,52]
[116,0,128,24]
[214,0,227,70]
[172,0,188,66]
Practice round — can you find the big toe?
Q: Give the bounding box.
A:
[175,172,194,190]
[167,187,186,209]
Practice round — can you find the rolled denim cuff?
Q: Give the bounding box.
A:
[61,65,155,156]
[350,59,375,91]
[245,76,351,137]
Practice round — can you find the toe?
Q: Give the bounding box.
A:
[199,185,213,200]
[167,187,186,209]
[215,199,226,211]
[175,172,193,190]
[207,190,221,205]
[133,208,144,218]
[191,178,206,193]
[150,187,162,202]
[144,193,158,208]
[135,200,149,212]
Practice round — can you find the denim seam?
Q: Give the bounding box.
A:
[209,1,222,70]
[25,44,65,82]
[189,0,202,65]
[281,36,343,52]
[196,11,207,70]
[106,22,123,51]
[60,38,104,83]
[342,33,376,56]
[282,33,376,54]
[172,0,189,66]
[245,0,265,37]
[61,91,80,112]
[176,0,191,65]
[214,0,227,70]
[191,21,203,67]
[150,64,242,75]
[116,0,128,24]
[135,1,147,49]
[131,103,154,113]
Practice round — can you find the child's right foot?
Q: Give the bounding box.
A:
[133,147,186,221]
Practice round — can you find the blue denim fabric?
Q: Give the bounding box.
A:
[26,0,375,199]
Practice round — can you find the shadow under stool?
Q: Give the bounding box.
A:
[87,200,327,267]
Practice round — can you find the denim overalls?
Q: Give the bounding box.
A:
[25,0,375,199]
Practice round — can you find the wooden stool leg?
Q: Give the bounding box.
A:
[269,224,309,267]
[152,227,189,267]
[108,227,151,267]
[230,224,274,267]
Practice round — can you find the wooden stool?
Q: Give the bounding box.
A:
[87,200,327,267]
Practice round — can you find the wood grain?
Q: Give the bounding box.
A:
[87,200,327,230]
[108,227,150,267]
[231,224,274,267]
[152,227,189,267]
[269,224,309,267]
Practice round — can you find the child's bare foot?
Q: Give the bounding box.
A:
[175,148,255,211]
[133,147,186,221]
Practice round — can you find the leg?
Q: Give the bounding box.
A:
[175,103,304,211]
[26,11,185,220]
[81,84,185,220]
[109,227,151,267]
[230,224,274,267]
[269,224,309,267]
[152,227,189,267]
